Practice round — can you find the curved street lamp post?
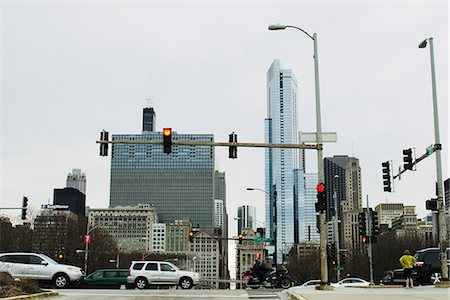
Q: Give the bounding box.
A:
[268,24,329,287]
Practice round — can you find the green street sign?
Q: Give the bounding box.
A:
[426,145,434,156]
[254,238,272,243]
[334,267,344,271]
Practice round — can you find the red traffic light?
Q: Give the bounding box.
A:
[316,183,325,193]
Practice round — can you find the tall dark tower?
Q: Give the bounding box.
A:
[143,107,156,132]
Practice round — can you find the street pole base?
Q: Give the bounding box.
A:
[435,280,450,288]
[315,284,334,291]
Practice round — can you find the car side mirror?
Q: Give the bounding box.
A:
[41,261,49,266]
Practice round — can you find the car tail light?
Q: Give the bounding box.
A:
[128,269,131,276]
[414,261,424,267]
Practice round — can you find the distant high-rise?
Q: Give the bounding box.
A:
[324,155,362,250]
[295,171,319,242]
[66,169,86,195]
[237,205,256,234]
[109,131,216,232]
[143,107,156,132]
[53,187,86,217]
[265,59,299,261]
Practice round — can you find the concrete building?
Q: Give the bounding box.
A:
[374,203,404,228]
[88,204,158,252]
[142,107,156,133]
[151,223,166,253]
[66,169,86,195]
[235,229,265,285]
[189,230,220,289]
[265,59,300,262]
[324,156,362,251]
[214,199,224,228]
[165,219,191,253]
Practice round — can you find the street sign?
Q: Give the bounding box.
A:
[334,267,344,271]
[254,238,272,243]
[299,132,337,143]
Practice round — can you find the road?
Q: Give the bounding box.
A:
[287,285,449,300]
[53,288,287,300]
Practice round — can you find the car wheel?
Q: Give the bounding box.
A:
[280,277,291,289]
[179,277,193,289]
[430,272,441,284]
[135,277,148,289]
[53,273,70,289]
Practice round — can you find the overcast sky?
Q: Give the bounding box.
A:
[1,1,448,243]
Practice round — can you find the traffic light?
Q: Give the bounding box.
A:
[229,132,237,159]
[362,235,368,244]
[188,231,194,242]
[238,233,244,244]
[163,128,172,154]
[370,209,379,243]
[382,161,392,192]
[315,183,326,213]
[21,197,28,220]
[358,211,366,236]
[426,198,438,211]
[340,252,346,265]
[100,130,109,156]
[57,253,64,261]
[328,243,336,260]
[403,148,413,170]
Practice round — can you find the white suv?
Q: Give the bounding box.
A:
[0,252,84,288]
[127,261,200,289]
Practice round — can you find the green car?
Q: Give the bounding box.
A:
[81,269,128,289]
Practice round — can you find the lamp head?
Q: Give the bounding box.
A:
[268,24,287,31]
[246,188,254,191]
[418,39,428,48]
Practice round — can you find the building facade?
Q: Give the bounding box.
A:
[235,229,265,285]
[88,204,158,252]
[109,131,216,232]
[53,187,86,217]
[165,219,191,253]
[237,205,256,234]
[189,230,220,289]
[66,169,86,195]
[324,156,362,251]
[374,203,404,228]
[265,59,299,262]
[296,171,319,243]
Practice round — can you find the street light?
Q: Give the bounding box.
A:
[246,187,278,267]
[418,37,449,285]
[268,23,329,287]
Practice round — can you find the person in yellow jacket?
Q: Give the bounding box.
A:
[399,249,417,288]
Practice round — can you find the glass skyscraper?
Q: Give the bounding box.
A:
[109,131,215,232]
[295,170,319,242]
[265,59,299,261]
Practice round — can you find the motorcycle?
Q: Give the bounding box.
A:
[243,266,292,289]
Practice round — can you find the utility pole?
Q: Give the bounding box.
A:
[366,196,374,285]
[333,175,341,281]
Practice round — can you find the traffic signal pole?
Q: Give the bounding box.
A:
[366,196,374,286]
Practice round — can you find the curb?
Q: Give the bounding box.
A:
[1,290,59,300]
[347,285,404,288]
[283,291,309,300]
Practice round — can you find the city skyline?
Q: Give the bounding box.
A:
[1,2,448,240]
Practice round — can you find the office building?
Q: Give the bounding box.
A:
[189,230,220,289]
[324,156,362,250]
[109,130,216,232]
[66,169,86,195]
[237,205,256,234]
[296,171,319,242]
[165,219,191,253]
[151,223,166,253]
[53,187,86,217]
[265,59,299,262]
[374,203,404,228]
[143,107,156,132]
[88,204,158,252]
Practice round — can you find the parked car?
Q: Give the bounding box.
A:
[293,279,321,288]
[332,277,369,287]
[80,269,128,289]
[414,248,450,285]
[0,252,84,288]
[127,261,201,289]
[380,268,417,285]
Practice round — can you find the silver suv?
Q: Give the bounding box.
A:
[127,261,200,289]
[0,252,84,288]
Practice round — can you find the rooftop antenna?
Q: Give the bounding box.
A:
[145,75,155,108]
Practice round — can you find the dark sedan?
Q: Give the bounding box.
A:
[80,269,128,289]
[381,268,417,285]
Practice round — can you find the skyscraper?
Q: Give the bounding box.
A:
[295,171,319,242]
[237,205,256,234]
[265,59,299,261]
[142,107,156,132]
[109,131,216,232]
[66,169,86,195]
[324,155,362,250]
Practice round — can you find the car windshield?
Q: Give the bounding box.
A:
[39,254,59,264]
